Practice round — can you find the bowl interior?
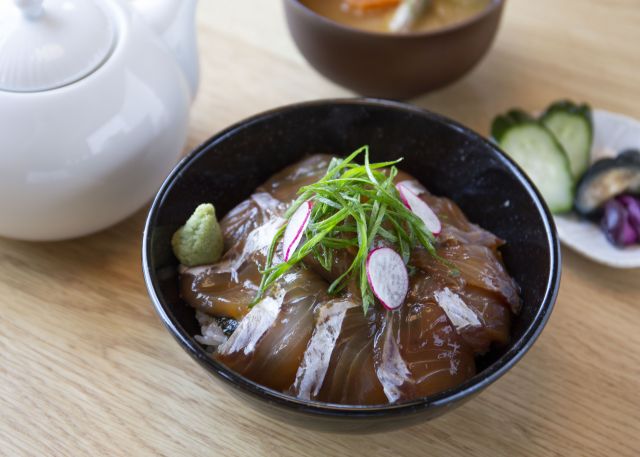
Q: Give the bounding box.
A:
[144,99,559,413]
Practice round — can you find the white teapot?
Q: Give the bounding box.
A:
[0,0,198,240]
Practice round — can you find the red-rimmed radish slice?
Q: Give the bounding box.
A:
[366,247,408,311]
[282,200,313,261]
[396,179,425,196]
[396,182,441,236]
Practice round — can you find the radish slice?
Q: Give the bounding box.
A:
[396,179,426,196]
[396,182,441,236]
[282,200,313,261]
[366,247,409,310]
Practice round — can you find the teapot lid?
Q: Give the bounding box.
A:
[0,0,116,92]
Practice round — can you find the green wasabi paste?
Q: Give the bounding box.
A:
[171,203,223,266]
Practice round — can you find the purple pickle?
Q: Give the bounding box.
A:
[617,194,640,237]
[601,199,637,247]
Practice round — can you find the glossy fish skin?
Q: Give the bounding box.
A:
[290,298,358,400]
[220,192,284,250]
[315,305,388,405]
[180,216,285,320]
[372,294,476,402]
[410,191,520,353]
[216,267,329,392]
[179,251,262,320]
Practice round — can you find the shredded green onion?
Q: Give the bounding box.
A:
[253,146,437,314]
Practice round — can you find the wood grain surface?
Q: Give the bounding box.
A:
[1,1,639,455]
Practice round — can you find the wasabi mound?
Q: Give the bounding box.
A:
[172,203,223,266]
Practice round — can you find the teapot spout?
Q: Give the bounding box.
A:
[132,0,199,99]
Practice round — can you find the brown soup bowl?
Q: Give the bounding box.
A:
[284,0,505,99]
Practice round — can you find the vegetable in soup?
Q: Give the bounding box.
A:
[175,147,520,405]
[300,0,491,34]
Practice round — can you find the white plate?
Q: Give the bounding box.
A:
[553,109,640,268]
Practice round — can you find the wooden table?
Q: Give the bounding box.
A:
[2,1,639,455]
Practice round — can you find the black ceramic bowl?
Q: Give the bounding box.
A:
[143,99,560,433]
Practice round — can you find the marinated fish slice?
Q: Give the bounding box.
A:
[225,217,286,280]
[423,191,492,237]
[433,287,481,331]
[342,328,384,404]
[291,298,357,400]
[315,306,387,405]
[373,311,413,402]
[180,256,260,320]
[411,246,514,353]
[312,315,366,403]
[412,241,520,314]
[217,290,285,357]
[456,286,511,351]
[257,154,333,203]
[392,274,475,398]
[220,192,284,250]
[447,243,520,313]
[372,276,476,402]
[216,268,329,391]
[180,217,285,319]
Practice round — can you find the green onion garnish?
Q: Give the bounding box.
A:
[253,146,437,314]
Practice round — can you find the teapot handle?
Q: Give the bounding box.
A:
[15,0,44,19]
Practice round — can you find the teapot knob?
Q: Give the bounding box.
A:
[14,0,44,19]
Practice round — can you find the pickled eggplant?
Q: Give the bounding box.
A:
[575,149,640,217]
